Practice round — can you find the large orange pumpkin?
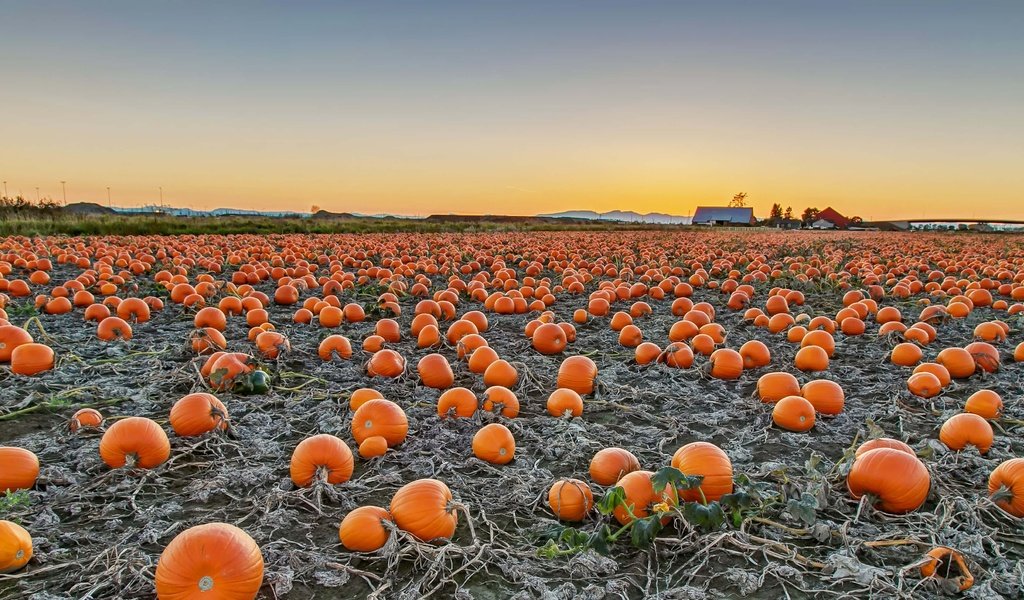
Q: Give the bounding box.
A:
[0,520,33,574]
[0,447,39,493]
[155,523,264,599]
[169,393,229,437]
[289,434,354,487]
[352,399,408,447]
[589,447,641,486]
[847,448,929,513]
[339,506,393,552]
[389,479,458,541]
[99,417,171,469]
[671,442,733,502]
[548,478,594,522]
[988,458,1024,517]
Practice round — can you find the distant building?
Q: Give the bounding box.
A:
[692,207,756,226]
[815,207,850,229]
[776,218,802,230]
[811,219,836,229]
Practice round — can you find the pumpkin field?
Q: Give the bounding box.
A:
[1,229,1023,599]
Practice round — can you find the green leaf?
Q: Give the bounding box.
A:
[589,526,611,555]
[630,515,664,547]
[804,452,823,474]
[682,501,725,531]
[786,492,819,526]
[596,486,626,515]
[719,491,754,511]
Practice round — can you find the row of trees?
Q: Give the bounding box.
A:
[765,203,862,227]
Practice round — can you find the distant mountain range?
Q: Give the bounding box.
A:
[539,210,693,224]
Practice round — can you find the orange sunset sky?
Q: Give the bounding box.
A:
[2,2,1022,220]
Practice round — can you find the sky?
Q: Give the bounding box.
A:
[1,1,1023,220]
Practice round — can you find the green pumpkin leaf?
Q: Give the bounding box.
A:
[596,486,626,515]
[786,492,818,526]
[630,515,664,547]
[682,501,725,531]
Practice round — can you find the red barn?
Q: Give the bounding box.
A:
[816,207,850,229]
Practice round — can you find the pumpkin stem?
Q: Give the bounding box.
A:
[990,485,1014,503]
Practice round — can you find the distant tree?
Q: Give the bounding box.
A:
[801,207,820,226]
[311,205,321,214]
[769,203,783,224]
[850,216,863,225]
[728,193,747,208]
[784,206,793,220]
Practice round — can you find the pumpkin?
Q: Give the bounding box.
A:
[618,324,643,347]
[547,478,594,522]
[671,442,733,502]
[352,399,408,446]
[318,335,353,361]
[801,330,835,357]
[794,345,829,372]
[612,470,678,525]
[0,520,32,574]
[0,325,33,362]
[467,346,499,374]
[801,379,844,415]
[546,388,583,417]
[964,341,1000,373]
[481,386,519,417]
[417,353,454,389]
[69,407,104,432]
[358,436,388,459]
[155,523,263,599]
[589,447,641,486]
[772,396,816,432]
[389,478,458,541]
[290,434,354,487]
[483,358,519,387]
[532,323,567,354]
[907,372,942,398]
[855,438,914,458]
[255,330,290,359]
[99,417,171,469]
[472,423,515,464]
[988,458,1024,517]
[920,547,974,592]
[367,349,406,378]
[634,342,662,365]
[339,506,393,552]
[349,388,383,410]
[193,306,227,330]
[939,413,993,454]
[0,447,39,493]
[708,348,743,379]
[756,372,800,403]
[890,343,922,366]
[437,387,478,418]
[10,343,54,376]
[557,355,598,395]
[662,343,694,368]
[190,327,227,354]
[847,448,929,513]
[96,316,133,341]
[739,340,771,368]
[912,362,950,388]
[964,389,1002,419]
[169,393,229,437]
[936,347,975,379]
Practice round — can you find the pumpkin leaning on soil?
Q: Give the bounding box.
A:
[548,478,594,522]
[339,506,393,552]
[99,417,171,469]
[0,447,39,493]
[847,448,930,514]
[589,447,641,486]
[0,520,32,574]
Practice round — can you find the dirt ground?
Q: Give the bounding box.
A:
[1,237,1023,599]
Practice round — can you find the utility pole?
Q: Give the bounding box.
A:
[61,180,67,205]
[107,186,112,208]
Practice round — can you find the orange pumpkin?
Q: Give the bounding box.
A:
[339,506,393,552]
[0,447,39,493]
[772,396,816,432]
[472,423,515,464]
[481,386,519,417]
[99,417,171,469]
[155,523,263,599]
[483,359,519,388]
[964,389,1002,419]
[367,349,406,378]
[855,438,914,458]
[557,355,598,395]
[290,434,354,487]
[417,353,454,389]
[757,372,800,403]
[389,479,458,541]
[801,380,845,415]
[0,519,32,574]
[169,393,229,437]
[612,470,678,525]
[671,442,733,502]
[437,387,478,418]
[847,448,930,513]
[589,447,641,486]
[352,399,408,447]
[708,348,743,380]
[939,413,993,454]
[532,322,568,354]
[548,478,594,522]
[547,388,583,417]
[10,343,54,376]
[988,458,1024,517]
